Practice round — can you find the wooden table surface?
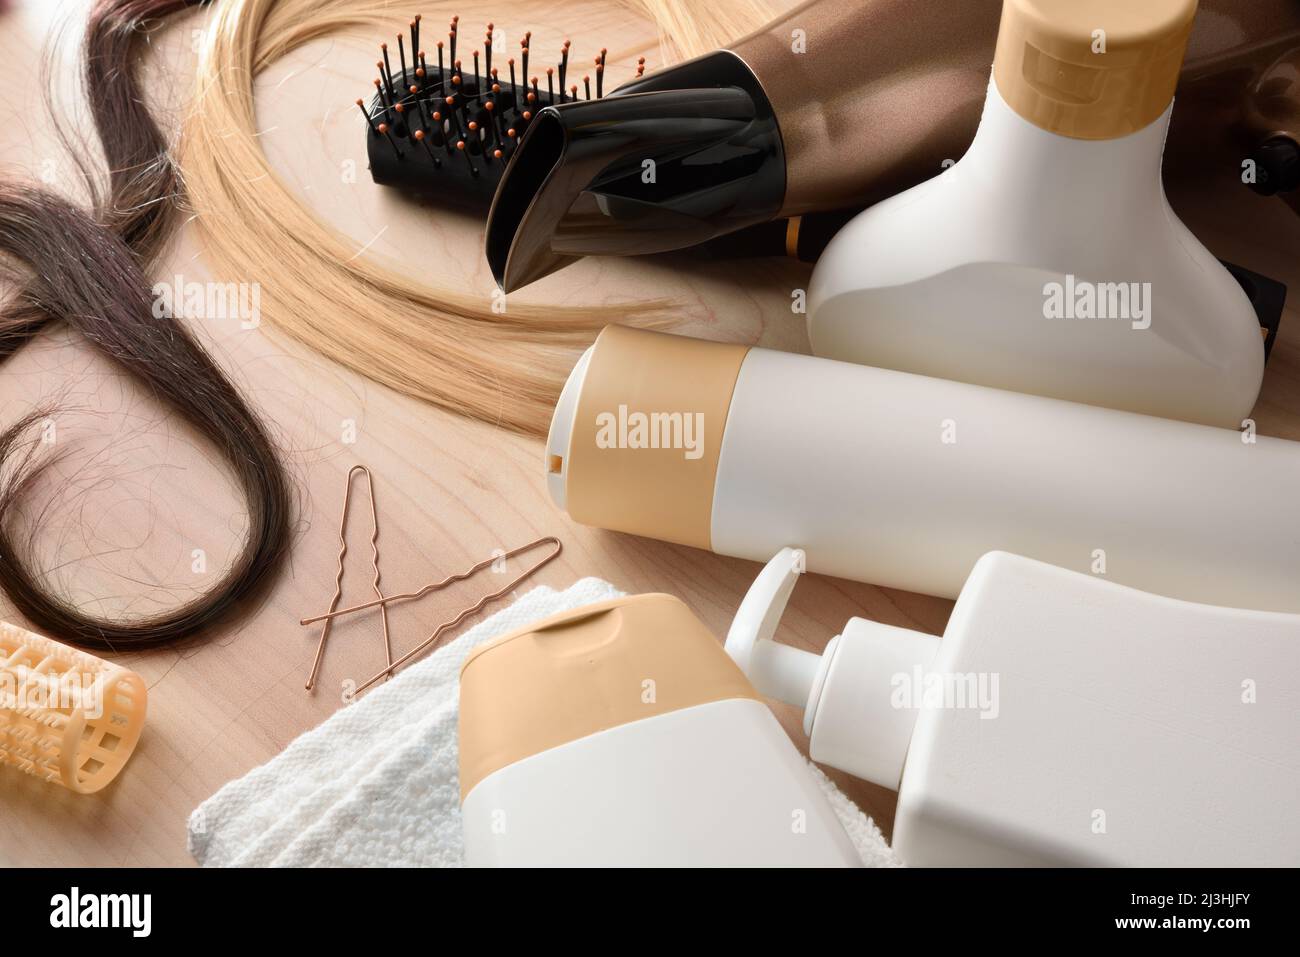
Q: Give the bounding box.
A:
[1,0,1297,866]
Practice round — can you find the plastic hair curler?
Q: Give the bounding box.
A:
[0,621,147,793]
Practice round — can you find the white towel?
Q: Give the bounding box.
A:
[188,578,899,867]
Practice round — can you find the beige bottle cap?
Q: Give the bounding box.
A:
[993,0,1197,140]
[458,593,758,801]
[547,325,751,551]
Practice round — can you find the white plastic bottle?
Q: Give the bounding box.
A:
[547,325,1300,614]
[728,548,1300,867]
[458,592,861,867]
[807,0,1264,428]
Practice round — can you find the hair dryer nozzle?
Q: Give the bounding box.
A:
[485,51,785,291]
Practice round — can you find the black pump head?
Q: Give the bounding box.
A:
[1248,135,1300,197]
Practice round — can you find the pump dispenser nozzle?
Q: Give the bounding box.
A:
[726,548,940,790]
[724,547,821,714]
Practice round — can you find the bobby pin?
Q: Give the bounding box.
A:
[304,465,390,691]
[303,536,562,695]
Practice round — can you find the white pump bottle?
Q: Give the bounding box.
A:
[807,0,1264,428]
[728,548,1300,867]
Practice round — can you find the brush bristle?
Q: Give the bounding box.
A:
[362,15,642,204]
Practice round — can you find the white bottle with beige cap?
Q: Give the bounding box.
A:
[458,592,861,866]
[546,325,1300,614]
[728,548,1300,866]
[808,0,1264,428]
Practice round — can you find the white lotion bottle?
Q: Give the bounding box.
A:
[729,548,1300,867]
[547,326,1300,614]
[807,0,1264,428]
[458,592,861,867]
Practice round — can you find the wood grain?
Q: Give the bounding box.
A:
[0,0,1297,866]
